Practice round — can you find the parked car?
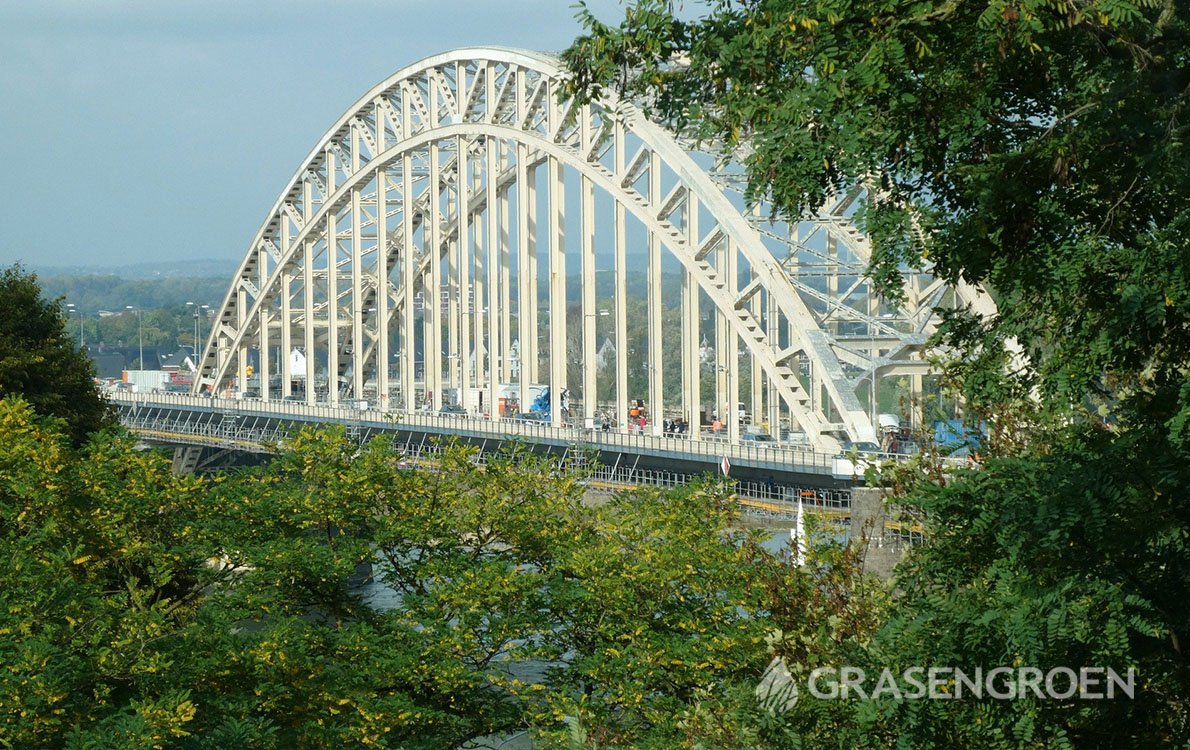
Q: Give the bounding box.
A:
[741,431,777,443]
[841,439,883,458]
[779,428,811,447]
[737,401,750,424]
[439,403,467,417]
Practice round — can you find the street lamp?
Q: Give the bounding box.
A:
[125,305,143,370]
[186,302,199,357]
[187,302,210,362]
[65,303,84,348]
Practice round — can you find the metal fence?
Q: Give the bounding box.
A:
[115,392,860,520]
[111,391,849,473]
[112,392,965,496]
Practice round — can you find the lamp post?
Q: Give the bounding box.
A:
[186,302,196,352]
[65,303,83,348]
[186,302,199,358]
[187,303,210,364]
[125,305,143,370]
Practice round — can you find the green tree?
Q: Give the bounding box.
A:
[0,398,213,748]
[564,1,1190,746]
[0,265,114,445]
[536,488,885,749]
[37,275,225,317]
[5,398,861,748]
[861,426,1190,747]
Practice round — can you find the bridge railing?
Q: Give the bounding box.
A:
[114,393,866,516]
[111,392,847,471]
[110,391,967,475]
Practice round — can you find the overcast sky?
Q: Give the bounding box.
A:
[0,0,628,270]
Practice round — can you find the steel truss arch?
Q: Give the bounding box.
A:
[199,47,989,450]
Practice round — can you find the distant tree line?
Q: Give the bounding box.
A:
[37,275,226,317]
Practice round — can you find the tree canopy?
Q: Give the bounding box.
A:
[563,1,1190,746]
[0,264,114,445]
[0,397,877,748]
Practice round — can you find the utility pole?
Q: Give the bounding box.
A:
[65,303,83,348]
[186,301,209,385]
[126,306,143,369]
[187,302,199,358]
[197,306,208,359]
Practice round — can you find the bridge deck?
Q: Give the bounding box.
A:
[114,393,927,540]
[112,392,871,478]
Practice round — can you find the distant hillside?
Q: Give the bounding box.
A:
[36,274,228,314]
[32,257,686,316]
[32,258,239,280]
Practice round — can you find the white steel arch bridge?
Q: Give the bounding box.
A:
[195,47,992,453]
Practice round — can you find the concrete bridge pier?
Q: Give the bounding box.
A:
[850,487,911,579]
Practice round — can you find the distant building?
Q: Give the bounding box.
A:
[506,339,521,381]
[160,347,196,373]
[159,347,197,387]
[595,337,616,371]
[90,352,126,380]
[290,347,307,378]
[699,336,714,365]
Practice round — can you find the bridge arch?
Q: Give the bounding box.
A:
[199,47,984,450]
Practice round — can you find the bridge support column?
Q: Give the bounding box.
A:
[237,285,248,396]
[258,244,270,402]
[172,446,203,476]
[486,134,501,418]
[458,136,472,413]
[613,121,629,433]
[682,196,701,439]
[303,233,315,406]
[647,150,664,437]
[300,178,314,405]
[401,150,416,411]
[525,159,539,388]
[325,145,340,407]
[516,140,533,413]
[714,240,728,435]
[377,164,391,411]
[350,185,365,403]
[472,185,485,416]
[427,140,443,411]
[447,216,459,402]
[767,290,780,435]
[280,265,292,399]
[498,175,512,387]
[725,239,740,444]
[580,168,597,428]
[751,269,763,430]
[547,153,566,428]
